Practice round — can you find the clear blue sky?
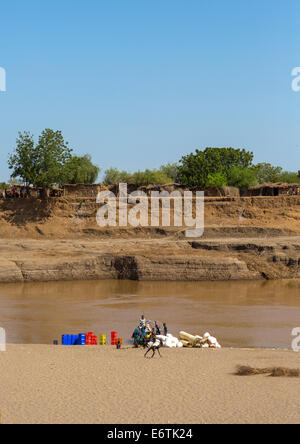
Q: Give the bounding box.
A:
[0,0,299,181]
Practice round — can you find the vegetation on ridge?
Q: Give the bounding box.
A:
[7,129,300,192]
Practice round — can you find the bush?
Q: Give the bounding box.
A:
[177,147,254,187]
[278,171,300,184]
[206,173,227,187]
[227,166,257,188]
[159,163,179,182]
[65,155,100,184]
[0,182,9,190]
[103,168,133,185]
[103,166,173,187]
[253,163,283,184]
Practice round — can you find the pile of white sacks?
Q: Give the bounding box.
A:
[179,331,221,348]
[157,334,183,348]
[157,331,221,349]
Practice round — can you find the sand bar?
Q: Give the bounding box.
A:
[0,345,300,424]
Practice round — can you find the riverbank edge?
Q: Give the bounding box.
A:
[2,237,300,283]
[3,345,296,352]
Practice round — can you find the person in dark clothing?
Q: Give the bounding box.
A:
[140,326,144,337]
[155,322,161,335]
[151,328,156,342]
[163,323,168,336]
[139,314,146,328]
[144,333,163,359]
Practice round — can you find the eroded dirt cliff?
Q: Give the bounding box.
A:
[0,196,300,282]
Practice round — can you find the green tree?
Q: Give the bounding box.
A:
[159,163,179,182]
[206,172,227,187]
[131,169,172,186]
[65,154,100,184]
[103,168,133,185]
[177,147,254,187]
[103,167,173,187]
[279,171,300,184]
[227,166,257,188]
[8,131,36,186]
[253,163,282,184]
[9,129,73,198]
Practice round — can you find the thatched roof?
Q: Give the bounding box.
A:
[249,182,300,190]
[63,183,101,188]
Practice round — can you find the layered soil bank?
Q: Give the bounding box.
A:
[1,196,300,282]
[1,236,300,283]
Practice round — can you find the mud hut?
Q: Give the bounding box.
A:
[63,184,102,197]
[244,183,300,197]
[108,183,240,197]
[202,186,240,197]
[49,187,64,197]
[139,183,185,195]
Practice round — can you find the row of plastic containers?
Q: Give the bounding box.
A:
[61,334,86,346]
[61,332,122,346]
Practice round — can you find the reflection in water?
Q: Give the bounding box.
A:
[0,280,300,348]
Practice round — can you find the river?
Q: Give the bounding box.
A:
[0,280,299,348]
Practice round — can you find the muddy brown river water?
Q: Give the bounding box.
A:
[0,280,300,348]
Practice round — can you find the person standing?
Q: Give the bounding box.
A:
[163,323,168,336]
[155,322,161,335]
[139,315,146,328]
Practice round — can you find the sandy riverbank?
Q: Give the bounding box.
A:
[0,345,299,424]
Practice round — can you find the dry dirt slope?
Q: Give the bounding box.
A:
[0,196,300,282]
